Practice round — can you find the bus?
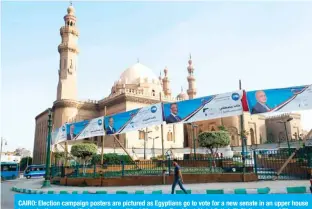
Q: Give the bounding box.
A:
[24,164,45,179]
[1,162,19,181]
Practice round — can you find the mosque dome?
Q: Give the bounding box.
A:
[119,63,159,85]
[177,87,188,100]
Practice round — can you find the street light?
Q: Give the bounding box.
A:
[148,136,159,158]
[277,117,293,156]
[190,123,198,160]
[0,137,8,162]
[42,108,53,188]
[143,128,152,160]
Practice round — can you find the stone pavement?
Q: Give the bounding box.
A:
[12,178,311,194]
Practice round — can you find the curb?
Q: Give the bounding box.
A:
[11,186,311,194]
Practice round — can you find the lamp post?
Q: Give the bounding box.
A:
[0,138,8,162]
[191,123,198,160]
[149,136,159,158]
[42,108,53,188]
[143,128,152,160]
[277,117,293,156]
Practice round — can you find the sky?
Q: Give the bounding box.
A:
[1,1,312,153]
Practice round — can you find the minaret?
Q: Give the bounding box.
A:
[187,54,197,99]
[162,66,171,96]
[57,4,79,101]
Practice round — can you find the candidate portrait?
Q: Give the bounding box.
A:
[67,124,76,140]
[165,103,182,124]
[251,90,271,114]
[106,117,116,135]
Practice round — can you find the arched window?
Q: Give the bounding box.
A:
[167,132,173,141]
[139,131,145,140]
[152,90,155,96]
[250,128,255,145]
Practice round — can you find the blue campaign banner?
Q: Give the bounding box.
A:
[66,120,90,140]
[104,109,139,135]
[163,90,243,124]
[15,194,312,209]
[246,84,312,115]
[51,124,67,145]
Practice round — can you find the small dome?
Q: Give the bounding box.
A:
[67,6,75,15]
[177,87,188,100]
[119,63,159,85]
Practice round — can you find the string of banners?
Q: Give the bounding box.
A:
[52,84,312,145]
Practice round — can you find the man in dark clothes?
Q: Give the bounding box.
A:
[171,159,188,194]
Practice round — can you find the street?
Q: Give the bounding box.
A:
[1,179,21,209]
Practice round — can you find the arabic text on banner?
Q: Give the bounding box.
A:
[104,103,163,135]
[163,91,243,124]
[76,116,105,140]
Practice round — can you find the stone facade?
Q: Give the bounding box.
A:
[33,5,303,164]
[266,113,302,143]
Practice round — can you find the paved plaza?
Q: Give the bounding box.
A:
[11,178,311,194]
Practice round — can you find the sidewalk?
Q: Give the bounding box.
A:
[12,178,311,194]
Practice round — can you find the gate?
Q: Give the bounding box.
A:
[254,148,312,180]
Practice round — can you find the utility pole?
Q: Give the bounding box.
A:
[278,117,293,156]
[239,80,246,177]
[191,123,198,159]
[0,137,8,163]
[42,108,53,188]
[143,128,152,160]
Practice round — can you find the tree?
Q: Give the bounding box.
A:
[20,157,32,171]
[70,143,98,175]
[54,151,65,165]
[198,131,230,157]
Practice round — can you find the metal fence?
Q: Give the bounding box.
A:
[50,148,312,181]
[51,156,255,178]
[254,148,312,180]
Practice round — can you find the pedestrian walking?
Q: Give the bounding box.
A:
[171,159,188,194]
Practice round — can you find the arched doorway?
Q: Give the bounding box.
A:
[250,128,256,145]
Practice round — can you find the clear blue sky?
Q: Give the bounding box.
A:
[2,1,312,152]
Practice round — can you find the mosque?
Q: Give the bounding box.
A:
[32,5,303,164]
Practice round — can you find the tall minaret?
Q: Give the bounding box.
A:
[162,66,171,96]
[187,54,197,99]
[57,4,79,101]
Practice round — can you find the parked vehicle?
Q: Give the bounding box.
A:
[24,164,45,179]
[1,162,19,181]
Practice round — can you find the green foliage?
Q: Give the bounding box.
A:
[54,151,65,159]
[20,157,32,171]
[91,153,133,165]
[70,143,98,160]
[217,125,227,131]
[198,131,230,155]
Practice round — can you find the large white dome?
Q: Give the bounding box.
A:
[119,63,159,85]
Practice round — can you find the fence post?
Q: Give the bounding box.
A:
[75,164,79,177]
[93,164,96,178]
[253,150,258,176]
[167,158,171,176]
[121,161,125,177]
[61,164,65,178]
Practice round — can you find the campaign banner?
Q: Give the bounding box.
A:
[51,124,67,145]
[65,120,89,140]
[104,103,163,135]
[246,84,312,115]
[76,116,105,140]
[163,91,243,124]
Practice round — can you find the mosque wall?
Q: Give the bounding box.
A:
[33,110,49,164]
[76,108,99,121]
